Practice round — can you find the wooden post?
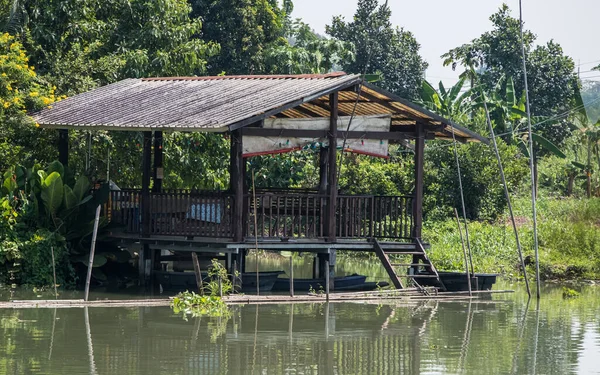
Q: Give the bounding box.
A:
[230,129,244,242]
[153,131,163,193]
[318,147,328,195]
[191,252,204,295]
[84,205,102,302]
[58,129,69,167]
[412,123,425,239]
[141,131,152,283]
[412,124,425,269]
[289,256,294,298]
[327,92,338,242]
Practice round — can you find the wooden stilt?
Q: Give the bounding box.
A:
[141,131,152,284]
[230,129,244,242]
[327,92,338,242]
[152,131,163,193]
[58,129,69,167]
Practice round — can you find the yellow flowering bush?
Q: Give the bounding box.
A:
[0,33,62,116]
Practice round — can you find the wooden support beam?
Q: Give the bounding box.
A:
[141,131,152,236]
[153,131,163,193]
[373,239,404,289]
[311,98,351,117]
[242,128,411,140]
[412,124,425,239]
[359,90,425,123]
[230,128,244,242]
[327,92,338,242]
[58,129,69,167]
[141,131,152,284]
[293,105,325,118]
[318,147,328,195]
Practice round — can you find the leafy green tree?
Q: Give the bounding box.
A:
[326,0,428,100]
[442,4,578,146]
[190,0,287,74]
[0,32,60,171]
[265,20,352,74]
[11,0,219,94]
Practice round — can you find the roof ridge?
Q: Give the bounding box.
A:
[141,72,348,82]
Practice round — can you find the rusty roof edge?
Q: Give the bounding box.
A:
[227,75,362,132]
[361,82,490,145]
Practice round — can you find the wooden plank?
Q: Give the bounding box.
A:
[372,239,403,289]
[191,252,204,294]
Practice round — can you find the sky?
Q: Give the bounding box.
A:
[292,0,600,87]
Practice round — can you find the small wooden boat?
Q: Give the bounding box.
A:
[272,274,367,292]
[416,271,498,292]
[240,271,285,293]
[335,281,389,292]
[154,270,285,292]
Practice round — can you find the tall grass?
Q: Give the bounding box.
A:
[424,197,600,280]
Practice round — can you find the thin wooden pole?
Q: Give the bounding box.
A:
[84,307,97,375]
[191,252,204,295]
[84,205,102,302]
[450,124,474,275]
[454,208,472,296]
[252,169,259,295]
[325,259,330,302]
[289,256,294,298]
[477,79,531,297]
[519,0,541,300]
[50,246,58,299]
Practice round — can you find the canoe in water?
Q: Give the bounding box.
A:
[272,274,367,292]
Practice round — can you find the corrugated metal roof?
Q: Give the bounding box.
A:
[33,73,487,143]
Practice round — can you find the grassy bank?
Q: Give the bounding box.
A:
[424,197,600,281]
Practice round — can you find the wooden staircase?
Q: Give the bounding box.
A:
[372,238,446,291]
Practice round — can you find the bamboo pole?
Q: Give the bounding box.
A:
[251,169,259,296]
[475,77,531,297]
[191,252,204,295]
[454,208,472,296]
[519,0,541,299]
[50,246,58,299]
[289,256,294,298]
[450,124,474,274]
[84,205,102,302]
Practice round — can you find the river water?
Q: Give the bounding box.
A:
[0,257,599,374]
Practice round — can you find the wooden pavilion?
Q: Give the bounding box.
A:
[33,72,488,290]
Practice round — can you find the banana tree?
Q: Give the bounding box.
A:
[571,85,600,197]
[419,77,474,122]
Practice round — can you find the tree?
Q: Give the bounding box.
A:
[190,0,287,75]
[0,32,59,171]
[442,4,578,147]
[419,78,473,122]
[326,0,428,100]
[265,20,352,75]
[15,0,219,95]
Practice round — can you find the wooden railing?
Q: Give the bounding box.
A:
[246,193,327,239]
[108,189,413,240]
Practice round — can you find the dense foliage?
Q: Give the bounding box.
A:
[1,0,599,286]
[326,0,427,100]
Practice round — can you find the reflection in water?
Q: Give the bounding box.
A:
[0,284,599,374]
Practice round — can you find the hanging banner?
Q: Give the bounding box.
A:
[242,115,391,158]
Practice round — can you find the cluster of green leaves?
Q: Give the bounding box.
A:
[326,0,427,100]
[171,292,229,319]
[0,161,109,286]
[170,260,233,319]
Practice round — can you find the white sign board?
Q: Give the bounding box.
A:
[243,115,391,158]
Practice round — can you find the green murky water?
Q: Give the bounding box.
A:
[1,257,599,374]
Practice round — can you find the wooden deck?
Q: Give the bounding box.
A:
[107,189,414,242]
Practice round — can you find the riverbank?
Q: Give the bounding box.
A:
[333,197,600,282]
[424,197,600,281]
